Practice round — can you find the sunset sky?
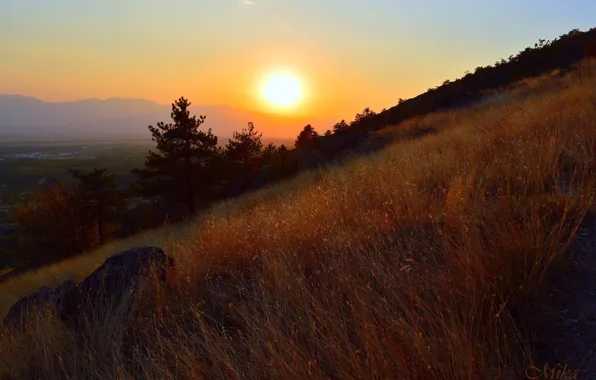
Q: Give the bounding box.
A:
[1,0,595,121]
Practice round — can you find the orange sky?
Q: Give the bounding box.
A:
[1,38,412,121]
[1,1,595,124]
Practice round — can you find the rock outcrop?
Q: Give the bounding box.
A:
[4,246,174,329]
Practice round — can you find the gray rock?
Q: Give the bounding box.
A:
[4,247,174,329]
[4,280,77,324]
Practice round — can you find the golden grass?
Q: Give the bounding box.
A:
[2,62,596,379]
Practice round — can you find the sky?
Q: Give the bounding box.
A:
[1,0,595,121]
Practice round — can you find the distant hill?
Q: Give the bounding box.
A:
[0,95,331,140]
[350,27,596,132]
[287,27,596,172]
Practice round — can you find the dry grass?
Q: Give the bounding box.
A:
[2,62,596,379]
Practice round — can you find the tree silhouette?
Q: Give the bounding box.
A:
[261,142,278,166]
[295,124,319,149]
[333,120,349,133]
[225,122,263,173]
[261,143,293,168]
[134,97,218,215]
[12,169,124,264]
[350,107,377,130]
[69,168,124,245]
[13,180,83,263]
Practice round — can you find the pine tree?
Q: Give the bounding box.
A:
[225,122,263,173]
[295,124,319,149]
[333,119,349,133]
[69,168,124,245]
[350,107,377,129]
[134,97,219,215]
[261,142,278,166]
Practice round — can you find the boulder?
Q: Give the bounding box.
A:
[4,280,77,324]
[78,246,173,298]
[4,246,174,329]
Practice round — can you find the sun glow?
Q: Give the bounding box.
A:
[261,72,303,109]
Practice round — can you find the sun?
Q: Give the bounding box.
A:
[261,72,302,109]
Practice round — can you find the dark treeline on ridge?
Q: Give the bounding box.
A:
[363,27,596,131]
[7,27,596,268]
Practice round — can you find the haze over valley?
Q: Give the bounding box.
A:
[0,94,330,141]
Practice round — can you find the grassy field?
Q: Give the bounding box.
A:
[1,62,596,378]
[0,135,295,203]
[0,139,155,269]
[0,139,153,199]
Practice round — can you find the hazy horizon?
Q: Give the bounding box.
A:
[0,93,333,139]
[2,0,596,131]
[0,93,264,109]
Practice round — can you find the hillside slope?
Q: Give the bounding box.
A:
[346,27,596,132]
[282,28,596,174]
[2,60,596,378]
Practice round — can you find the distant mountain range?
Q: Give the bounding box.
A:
[0,94,331,140]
